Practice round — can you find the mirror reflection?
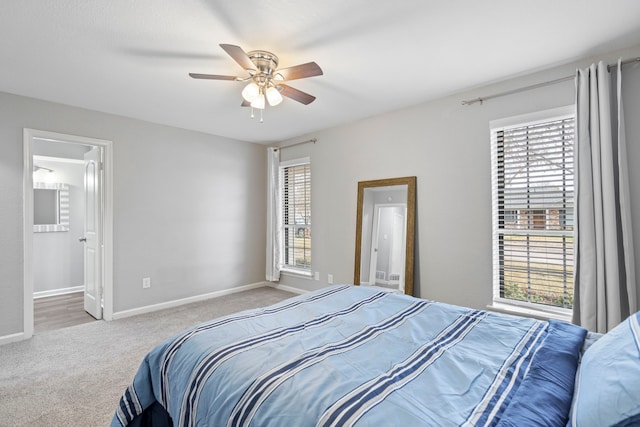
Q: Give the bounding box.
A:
[354,177,416,295]
[34,188,60,225]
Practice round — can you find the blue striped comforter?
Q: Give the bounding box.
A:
[112,285,586,427]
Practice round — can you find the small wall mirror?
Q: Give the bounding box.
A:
[33,182,70,232]
[354,176,416,295]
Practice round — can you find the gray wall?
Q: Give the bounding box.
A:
[0,92,266,338]
[3,44,639,340]
[278,44,640,311]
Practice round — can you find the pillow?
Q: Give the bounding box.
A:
[568,312,640,427]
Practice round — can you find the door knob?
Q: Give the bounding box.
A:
[79,237,87,242]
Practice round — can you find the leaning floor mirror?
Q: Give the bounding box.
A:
[354,176,416,295]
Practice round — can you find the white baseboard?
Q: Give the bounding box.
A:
[0,332,26,346]
[111,281,269,320]
[1,282,309,345]
[33,286,84,299]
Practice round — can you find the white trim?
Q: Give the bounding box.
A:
[34,286,84,299]
[487,302,572,322]
[0,333,26,346]
[23,137,34,339]
[33,155,85,165]
[280,268,313,278]
[489,107,576,315]
[279,156,310,168]
[111,282,268,320]
[279,158,312,273]
[23,129,114,340]
[489,105,575,131]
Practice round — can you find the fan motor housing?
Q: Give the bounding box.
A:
[247,50,279,76]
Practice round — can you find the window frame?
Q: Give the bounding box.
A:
[279,157,312,276]
[489,106,575,318]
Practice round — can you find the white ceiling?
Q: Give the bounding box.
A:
[2,1,640,144]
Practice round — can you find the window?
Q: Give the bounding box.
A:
[503,209,518,225]
[491,107,575,312]
[280,158,311,273]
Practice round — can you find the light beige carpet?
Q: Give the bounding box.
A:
[0,286,295,427]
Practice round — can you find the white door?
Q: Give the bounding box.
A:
[369,206,382,285]
[390,210,406,292]
[368,204,406,291]
[83,147,103,319]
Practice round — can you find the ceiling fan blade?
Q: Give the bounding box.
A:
[279,84,316,105]
[219,44,256,71]
[241,100,250,107]
[189,73,238,80]
[275,62,323,81]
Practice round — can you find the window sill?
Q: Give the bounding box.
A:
[280,268,313,279]
[487,301,572,323]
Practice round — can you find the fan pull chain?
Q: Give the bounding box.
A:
[248,107,264,123]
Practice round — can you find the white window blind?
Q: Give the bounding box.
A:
[281,160,311,272]
[491,111,575,311]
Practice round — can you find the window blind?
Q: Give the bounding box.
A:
[281,162,311,271]
[492,116,575,309]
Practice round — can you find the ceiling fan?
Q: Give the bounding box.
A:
[190,44,323,121]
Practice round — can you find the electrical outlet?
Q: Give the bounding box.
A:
[327,274,334,284]
[142,277,151,288]
[314,271,320,281]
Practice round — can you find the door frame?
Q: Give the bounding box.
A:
[23,129,114,339]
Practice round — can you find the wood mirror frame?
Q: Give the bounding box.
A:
[354,176,416,295]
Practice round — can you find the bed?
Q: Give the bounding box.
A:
[111,284,640,427]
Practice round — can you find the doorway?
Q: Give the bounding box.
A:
[23,129,113,339]
[368,204,407,292]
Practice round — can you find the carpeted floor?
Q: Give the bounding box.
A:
[0,286,295,427]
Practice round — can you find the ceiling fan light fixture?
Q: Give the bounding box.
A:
[241,82,260,102]
[266,86,283,106]
[251,93,265,109]
[190,44,323,121]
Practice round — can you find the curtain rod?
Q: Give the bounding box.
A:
[461,57,640,106]
[272,138,317,151]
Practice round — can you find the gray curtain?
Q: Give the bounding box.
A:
[573,60,637,332]
[265,147,281,282]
